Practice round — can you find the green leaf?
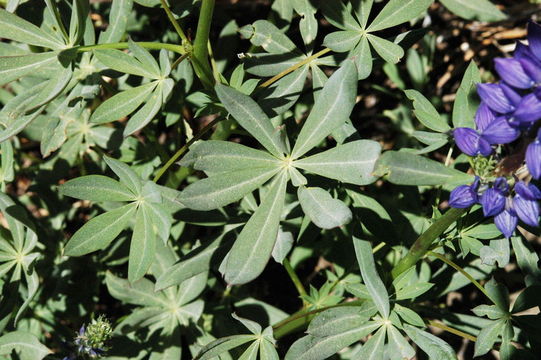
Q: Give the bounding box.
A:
[179,167,281,211]
[284,322,379,360]
[103,156,143,195]
[105,271,168,307]
[453,61,481,128]
[367,0,433,32]
[259,339,279,360]
[94,49,159,78]
[177,271,207,306]
[395,282,433,300]
[257,65,309,117]
[294,140,381,185]
[0,331,51,360]
[387,325,415,359]
[511,236,541,280]
[233,313,262,335]
[144,202,171,244]
[366,34,404,64]
[0,52,59,86]
[271,229,294,264]
[440,0,506,22]
[472,304,506,320]
[291,60,357,158]
[69,0,90,45]
[239,341,259,360]
[352,0,374,29]
[298,187,352,229]
[323,31,362,52]
[405,89,450,132]
[320,0,361,31]
[25,65,73,112]
[195,335,257,360]
[239,20,299,54]
[480,238,510,268]
[394,304,425,327]
[353,236,390,318]
[64,202,137,256]
[129,39,161,77]
[99,0,133,43]
[484,278,510,311]
[215,83,287,158]
[474,320,505,357]
[181,140,281,175]
[412,131,448,146]
[59,175,136,202]
[512,285,541,314]
[308,307,370,337]
[403,324,457,360]
[90,81,157,124]
[0,9,65,49]
[124,82,163,136]
[223,172,286,284]
[353,326,386,359]
[128,205,156,282]
[374,151,473,186]
[354,35,373,80]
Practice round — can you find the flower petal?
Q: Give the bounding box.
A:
[480,116,520,144]
[518,57,541,85]
[528,21,541,62]
[477,83,516,114]
[449,184,478,208]
[514,194,540,227]
[480,188,506,217]
[513,93,541,123]
[494,209,518,238]
[474,102,496,132]
[494,58,534,89]
[453,128,492,156]
[514,181,541,200]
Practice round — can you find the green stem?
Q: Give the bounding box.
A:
[153,117,221,183]
[160,0,190,44]
[391,207,467,279]
[191,0,215,89]
[427,250,494,304]
[283,259,307,299]
[259,47,331,88]
[428,320,477,342]
[76,42,185,54]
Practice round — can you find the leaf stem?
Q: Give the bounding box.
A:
[76,42,185,54]
[391,207,467,279]
[427,250,494,304]
[428,320,477,342]
[259,48,331,88]
[153,117,221,183]
[283,259,308,299]
[191,0,215,89]
[159,0,190,45]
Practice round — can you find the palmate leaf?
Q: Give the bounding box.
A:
[223,172,287,285]
[94,48,159,79]
[354,326,386,359]
[215,83,287,158]
[59,175,136,202]
[99,0,133,43]
[179,166,281,211]
[195,335,257,360]
[0,52,60,87]
[307,307,371,337]
[323,30,362,53]
[387,325,416,359]
[297,187,352,229]
[128,204,156,282]
[64,202,137,256]
[440,0,506,22]
[294,140,381,185]
[366,0,433,32]
[0,331,51,360]
[239,20,300,55]
[405,89,450,132]
[105,271,169,307]
[366,34,404,64]
[291,60,357,158]
[453,61,481,128]
[403,324,457,360]
[320,0,360,31]
[0,9,65,49]
[123,81,165,136]
[353,35,373,80]
[103,156,143,194]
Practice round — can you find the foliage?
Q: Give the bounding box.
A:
[0,0,540,359]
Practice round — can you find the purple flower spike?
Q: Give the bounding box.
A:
[515,181,541,200]
[475,103,496,131]
[513,193,540,227]
[480,188,506,217]
[494,58,533,89]
[527,21,541,61]
[477,83,517,114]
[494,207,518,238]
[513,93,541,123]
[526,130,541,179]
[449,179,479,208]
[453,128,492,156]
[481,116,520,144]
[518,57,541,85]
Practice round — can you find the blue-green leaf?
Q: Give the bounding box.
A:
[60,175,136,202]
[298,187,352,229]
[367,0,433,32]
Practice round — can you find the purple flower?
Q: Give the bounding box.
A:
[494,205,518,238]
[449,177,480,208]
[480,177,508,217]
[453,128,492,156]
[528,21,541,61]
[526,129,541,179]
[512,93,541,124]
[477,83,518,114]
[494,57,533,89]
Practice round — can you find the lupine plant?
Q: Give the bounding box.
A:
[1,0,541,359]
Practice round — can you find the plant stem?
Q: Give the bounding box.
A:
[283,259,308,299]
[153,117,221,183]
[159,0,190,44]
[259,48,331,88]
[191,0,215,89]
[428,320,477,342]
[76,42,185,54]
[171,53,189,71]
[427,250,494,304]
[391,207,467,279]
